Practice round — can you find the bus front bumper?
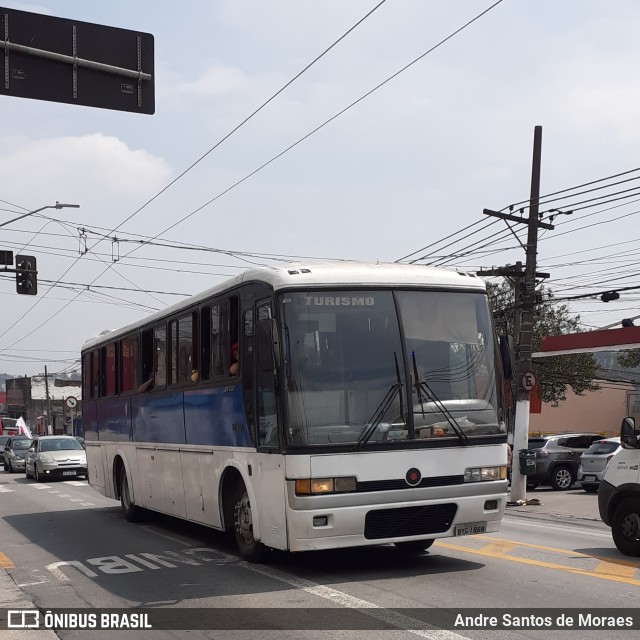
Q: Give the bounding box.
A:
[285,488,506,552]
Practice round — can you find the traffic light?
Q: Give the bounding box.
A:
[15,254,37,295]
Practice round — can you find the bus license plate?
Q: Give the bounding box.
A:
[454,521,487,536]
[63,471,76,476]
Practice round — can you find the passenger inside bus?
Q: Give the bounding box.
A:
[229,342,239,376]
[138,373,154,393]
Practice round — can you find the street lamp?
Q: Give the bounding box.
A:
[0,201,80,229]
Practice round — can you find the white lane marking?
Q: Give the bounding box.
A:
[0,487,13,493]
[57,494,72,498]
[80,502,95,507]
[17,580,48,587]
[29,484,52,489]
[237,560,468,639]
[65,481,87,486]
[48,490,61,493]
[46,560,98,582]
[142,525,469,639]
[68,499,84,502]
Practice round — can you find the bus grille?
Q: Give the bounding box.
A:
[357,475,464,492]
[364,503,457,540]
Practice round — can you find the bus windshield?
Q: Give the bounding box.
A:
[281,289,503,447]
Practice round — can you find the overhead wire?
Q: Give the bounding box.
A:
[0,0,507,354]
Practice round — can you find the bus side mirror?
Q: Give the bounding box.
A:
[620,416,640,449]
[499,335,513,381]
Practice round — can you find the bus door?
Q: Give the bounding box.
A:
[246,299,287,550]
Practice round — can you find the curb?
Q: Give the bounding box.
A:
[0,568,59,639]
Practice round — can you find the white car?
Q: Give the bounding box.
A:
[577,437,621,493]
[25,435,87,482]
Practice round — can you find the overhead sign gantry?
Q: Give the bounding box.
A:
[1,6,154,114]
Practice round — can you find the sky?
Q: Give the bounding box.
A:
[2,0,640,377]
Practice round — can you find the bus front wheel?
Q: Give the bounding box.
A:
[233,483,266,563]
[119,467,142,523]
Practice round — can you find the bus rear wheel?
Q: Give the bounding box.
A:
[233,483,266,563]
[119,467,142,523]
[394,539,434,554]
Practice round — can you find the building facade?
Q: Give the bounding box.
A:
[4,376,82,436]
[528,381,635,438]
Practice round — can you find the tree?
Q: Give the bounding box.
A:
[487,280,600,406]
[617,349,640,369]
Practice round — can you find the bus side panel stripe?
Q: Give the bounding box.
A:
[184,387,252,447]
[131,393,186,444]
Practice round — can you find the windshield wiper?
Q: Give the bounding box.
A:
[411,352,469,445]
[358,353,404,448]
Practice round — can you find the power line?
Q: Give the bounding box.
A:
[502,166,640,212]
[113,0,390,232]
[0,2,390,352]
[0,0,506,354]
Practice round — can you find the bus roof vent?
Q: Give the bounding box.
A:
[301,268,311,273]
[288,270,300,275]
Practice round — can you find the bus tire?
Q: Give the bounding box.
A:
[119,467,142,523]
[233,483,266,563]
[612,498,640,557]
[394,539,434,554]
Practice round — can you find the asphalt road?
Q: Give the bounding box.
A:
[0,472,638,640]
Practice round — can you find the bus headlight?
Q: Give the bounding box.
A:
[294,477,357,495]
[464,466,507,482]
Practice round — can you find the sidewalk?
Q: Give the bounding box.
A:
[506,486,602,522]
[0,568,58,639]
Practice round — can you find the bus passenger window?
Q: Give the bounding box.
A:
[211,305,224,376]
[200,306,211,381]
[140,329,154,390]
[154,325,167,388]
[91,349,99,399]
[189,312,199,383]
[104,343,116,396]
[120,335,140,392]
[171,313,197,385]
[82,352,91,399]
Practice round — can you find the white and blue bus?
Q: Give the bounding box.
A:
[81,262,509,561]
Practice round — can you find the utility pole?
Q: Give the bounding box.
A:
[44,365,52,435]
[481,125,549,502]
[510,125,543,502]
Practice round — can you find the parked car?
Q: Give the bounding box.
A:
[577,437,621,493]
[3,436,32,473]
[0,435,9,467]
[25,435,87,481]
[526,433,604,490]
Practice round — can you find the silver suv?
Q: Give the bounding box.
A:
[526,433,604,491]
